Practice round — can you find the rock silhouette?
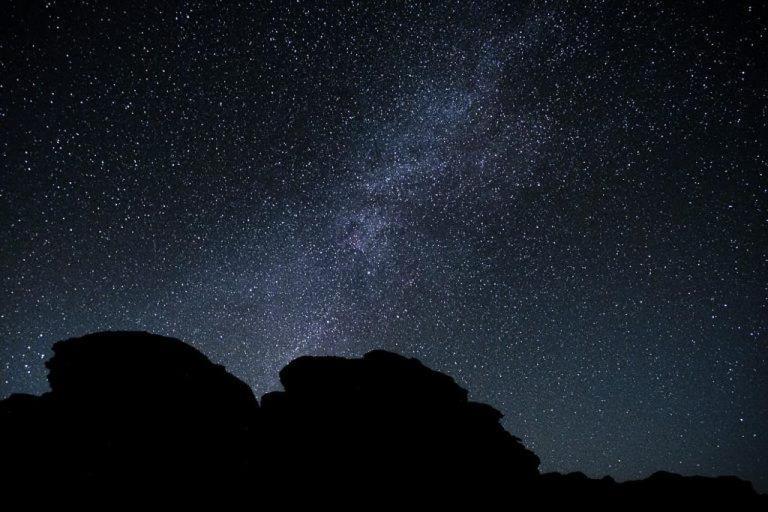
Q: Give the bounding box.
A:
[260,350,540,497]
[1,332,259,492]
[0,331,765,507]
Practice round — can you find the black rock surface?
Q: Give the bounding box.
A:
[0,331,764,508]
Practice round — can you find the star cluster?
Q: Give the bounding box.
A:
[1,1,766,489]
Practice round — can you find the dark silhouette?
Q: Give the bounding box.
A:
[260,349,540,498]
[1,332,259,494]
[1,331,765,507]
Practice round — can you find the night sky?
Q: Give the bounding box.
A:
[2,0,767,489]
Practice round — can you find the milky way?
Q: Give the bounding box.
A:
[1,1,766,489]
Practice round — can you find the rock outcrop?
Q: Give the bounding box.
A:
[0,331,764,508]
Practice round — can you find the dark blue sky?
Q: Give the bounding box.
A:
[1,0,766,490]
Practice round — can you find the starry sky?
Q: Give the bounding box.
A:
[1,0,767,490]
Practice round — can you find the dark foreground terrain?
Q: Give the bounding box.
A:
[1,331,764,507]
